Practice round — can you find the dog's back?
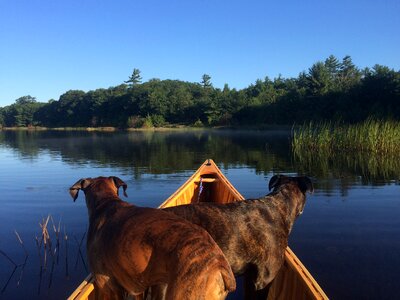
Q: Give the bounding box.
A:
[70,177,236,300]
[163,199,288,283]
[163,175,313,292]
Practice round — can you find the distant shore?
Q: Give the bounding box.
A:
[0,125,294,132]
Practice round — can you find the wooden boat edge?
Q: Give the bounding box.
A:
[283,248,328,300]
[67,274,94,300]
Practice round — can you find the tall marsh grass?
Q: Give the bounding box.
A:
[292,119,400,181]
[292,119,400,155]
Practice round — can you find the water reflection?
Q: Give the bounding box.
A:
[0,129,292,177]
[1,129,399,191]
[293,147,400,188]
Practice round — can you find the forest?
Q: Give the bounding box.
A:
[1,55,399,128]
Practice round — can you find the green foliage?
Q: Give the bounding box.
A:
[0,110,4,127]
[149,114,166,127]
[201,74,212,88]
[192,119,204,127]
[125,68,142,86]
[306,62,331,95]
[127,115,144,128]
[338,55,361,90]
[142,115,154,128]
[1,96,44,127]
[325,55,340,76]
[126,114,165,128]
[1,56,399,128]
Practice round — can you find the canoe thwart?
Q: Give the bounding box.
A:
[195,178,218,183]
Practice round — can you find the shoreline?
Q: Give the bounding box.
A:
[0,124,294,132]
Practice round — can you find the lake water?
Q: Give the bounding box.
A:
[0,129,399,300]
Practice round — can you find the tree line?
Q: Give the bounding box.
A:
[1,55,399,128]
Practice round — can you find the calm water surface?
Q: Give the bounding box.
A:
[0,129,399,300]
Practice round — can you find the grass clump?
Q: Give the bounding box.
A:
[292,119,400,156]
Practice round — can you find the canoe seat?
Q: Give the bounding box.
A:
[195,178,218,183]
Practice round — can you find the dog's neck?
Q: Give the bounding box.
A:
[268,184,306,234]
[84,190,124,224]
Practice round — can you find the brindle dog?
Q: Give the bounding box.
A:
[70,176,236,300]
[162,175,313,299]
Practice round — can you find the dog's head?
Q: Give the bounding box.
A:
[268,175,313,194]
[268,175,313,217]
[69,176,128,202]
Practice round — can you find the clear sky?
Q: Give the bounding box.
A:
[0,0,399,107]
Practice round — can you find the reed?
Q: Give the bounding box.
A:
[292,119,400,156]
[1,214,88,295]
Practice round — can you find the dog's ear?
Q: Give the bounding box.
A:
[269,175,282,191]
[69,178,92,202]
[110,176,128,197]
[297,176,314,194]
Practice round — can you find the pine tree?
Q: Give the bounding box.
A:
[307,62,330,95]
[324,55,340,91]
[338,56,361,90]
[125,68,142,86]
[325,55,340,77]
[201,74,212,88]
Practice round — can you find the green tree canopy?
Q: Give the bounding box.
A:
[2,96,43,127]
[1,55,399,128]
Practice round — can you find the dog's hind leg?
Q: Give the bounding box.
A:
[166,269,233,300]
[144,284,167,300]
[254,282,272,300]
[243,270,258,300]
[244,276,272,300]
[243,280,258,300]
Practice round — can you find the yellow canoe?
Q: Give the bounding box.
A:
[68,159,328,300]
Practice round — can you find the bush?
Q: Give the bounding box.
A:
[150,114,166,127]
[127,115,144,128]
[142,115,154,128]
[193,119,204,127]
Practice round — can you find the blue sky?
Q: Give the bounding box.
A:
[1,0,399,107]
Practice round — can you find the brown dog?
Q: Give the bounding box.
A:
[163,175,313,299]
[69,176,236,300]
